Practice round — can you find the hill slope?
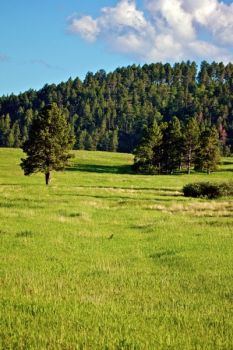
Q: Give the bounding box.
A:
[0,61,233,153]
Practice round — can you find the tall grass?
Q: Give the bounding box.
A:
[0,148,233,349]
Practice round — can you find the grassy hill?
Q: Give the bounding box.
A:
[0,149,233,349]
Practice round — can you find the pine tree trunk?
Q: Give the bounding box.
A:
[45,172,50,185]
[187,148,191,174]
[188,161,191,174]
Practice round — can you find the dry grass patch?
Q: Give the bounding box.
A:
[146,201,233,217]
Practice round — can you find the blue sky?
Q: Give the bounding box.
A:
[0,0,233,96]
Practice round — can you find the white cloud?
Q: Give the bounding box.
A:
[146,0,195,40]
[67,0,233,62]
[68,16,99,42]
[188,41,232,63]
[100,0,147,31]
[205,2,233,45]
[183,0,218,24]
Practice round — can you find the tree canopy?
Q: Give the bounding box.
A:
[0,61,233,154]
[133,121,221,174]
[195,128,221,174]
[20,103,75,184]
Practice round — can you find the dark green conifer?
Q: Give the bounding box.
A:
[20,103,75,185]
[161,117,182,173]
[133,122,163,173]
[183,117,200,174]
[195,128,221,174]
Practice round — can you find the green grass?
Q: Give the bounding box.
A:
[0,148,233,349]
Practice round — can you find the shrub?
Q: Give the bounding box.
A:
[183,182,233,199]
[220,182,233,196]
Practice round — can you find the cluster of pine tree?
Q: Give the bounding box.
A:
[0,61,233,153]
[133,117,221,174]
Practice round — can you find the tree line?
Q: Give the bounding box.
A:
[0,61,233,154]
[133,117,221,174]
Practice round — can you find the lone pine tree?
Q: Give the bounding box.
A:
[20,103,75,185]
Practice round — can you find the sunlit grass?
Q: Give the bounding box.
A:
[0,148,233,349]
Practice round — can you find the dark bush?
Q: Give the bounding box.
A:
[183,183,202,198]
[219,182,233,196]
[183,182,233,199]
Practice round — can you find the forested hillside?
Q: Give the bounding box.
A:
[1,61,233,153]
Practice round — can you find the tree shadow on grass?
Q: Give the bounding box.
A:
[57,192,183,202]
[222,160,233,165]
[64,185,180,192]
[216,168,233,172]
[67,163,190,176]
[66,163,133,174]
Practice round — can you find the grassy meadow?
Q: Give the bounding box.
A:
[0,148,233,349]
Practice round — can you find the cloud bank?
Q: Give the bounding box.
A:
[68,0,233,62]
